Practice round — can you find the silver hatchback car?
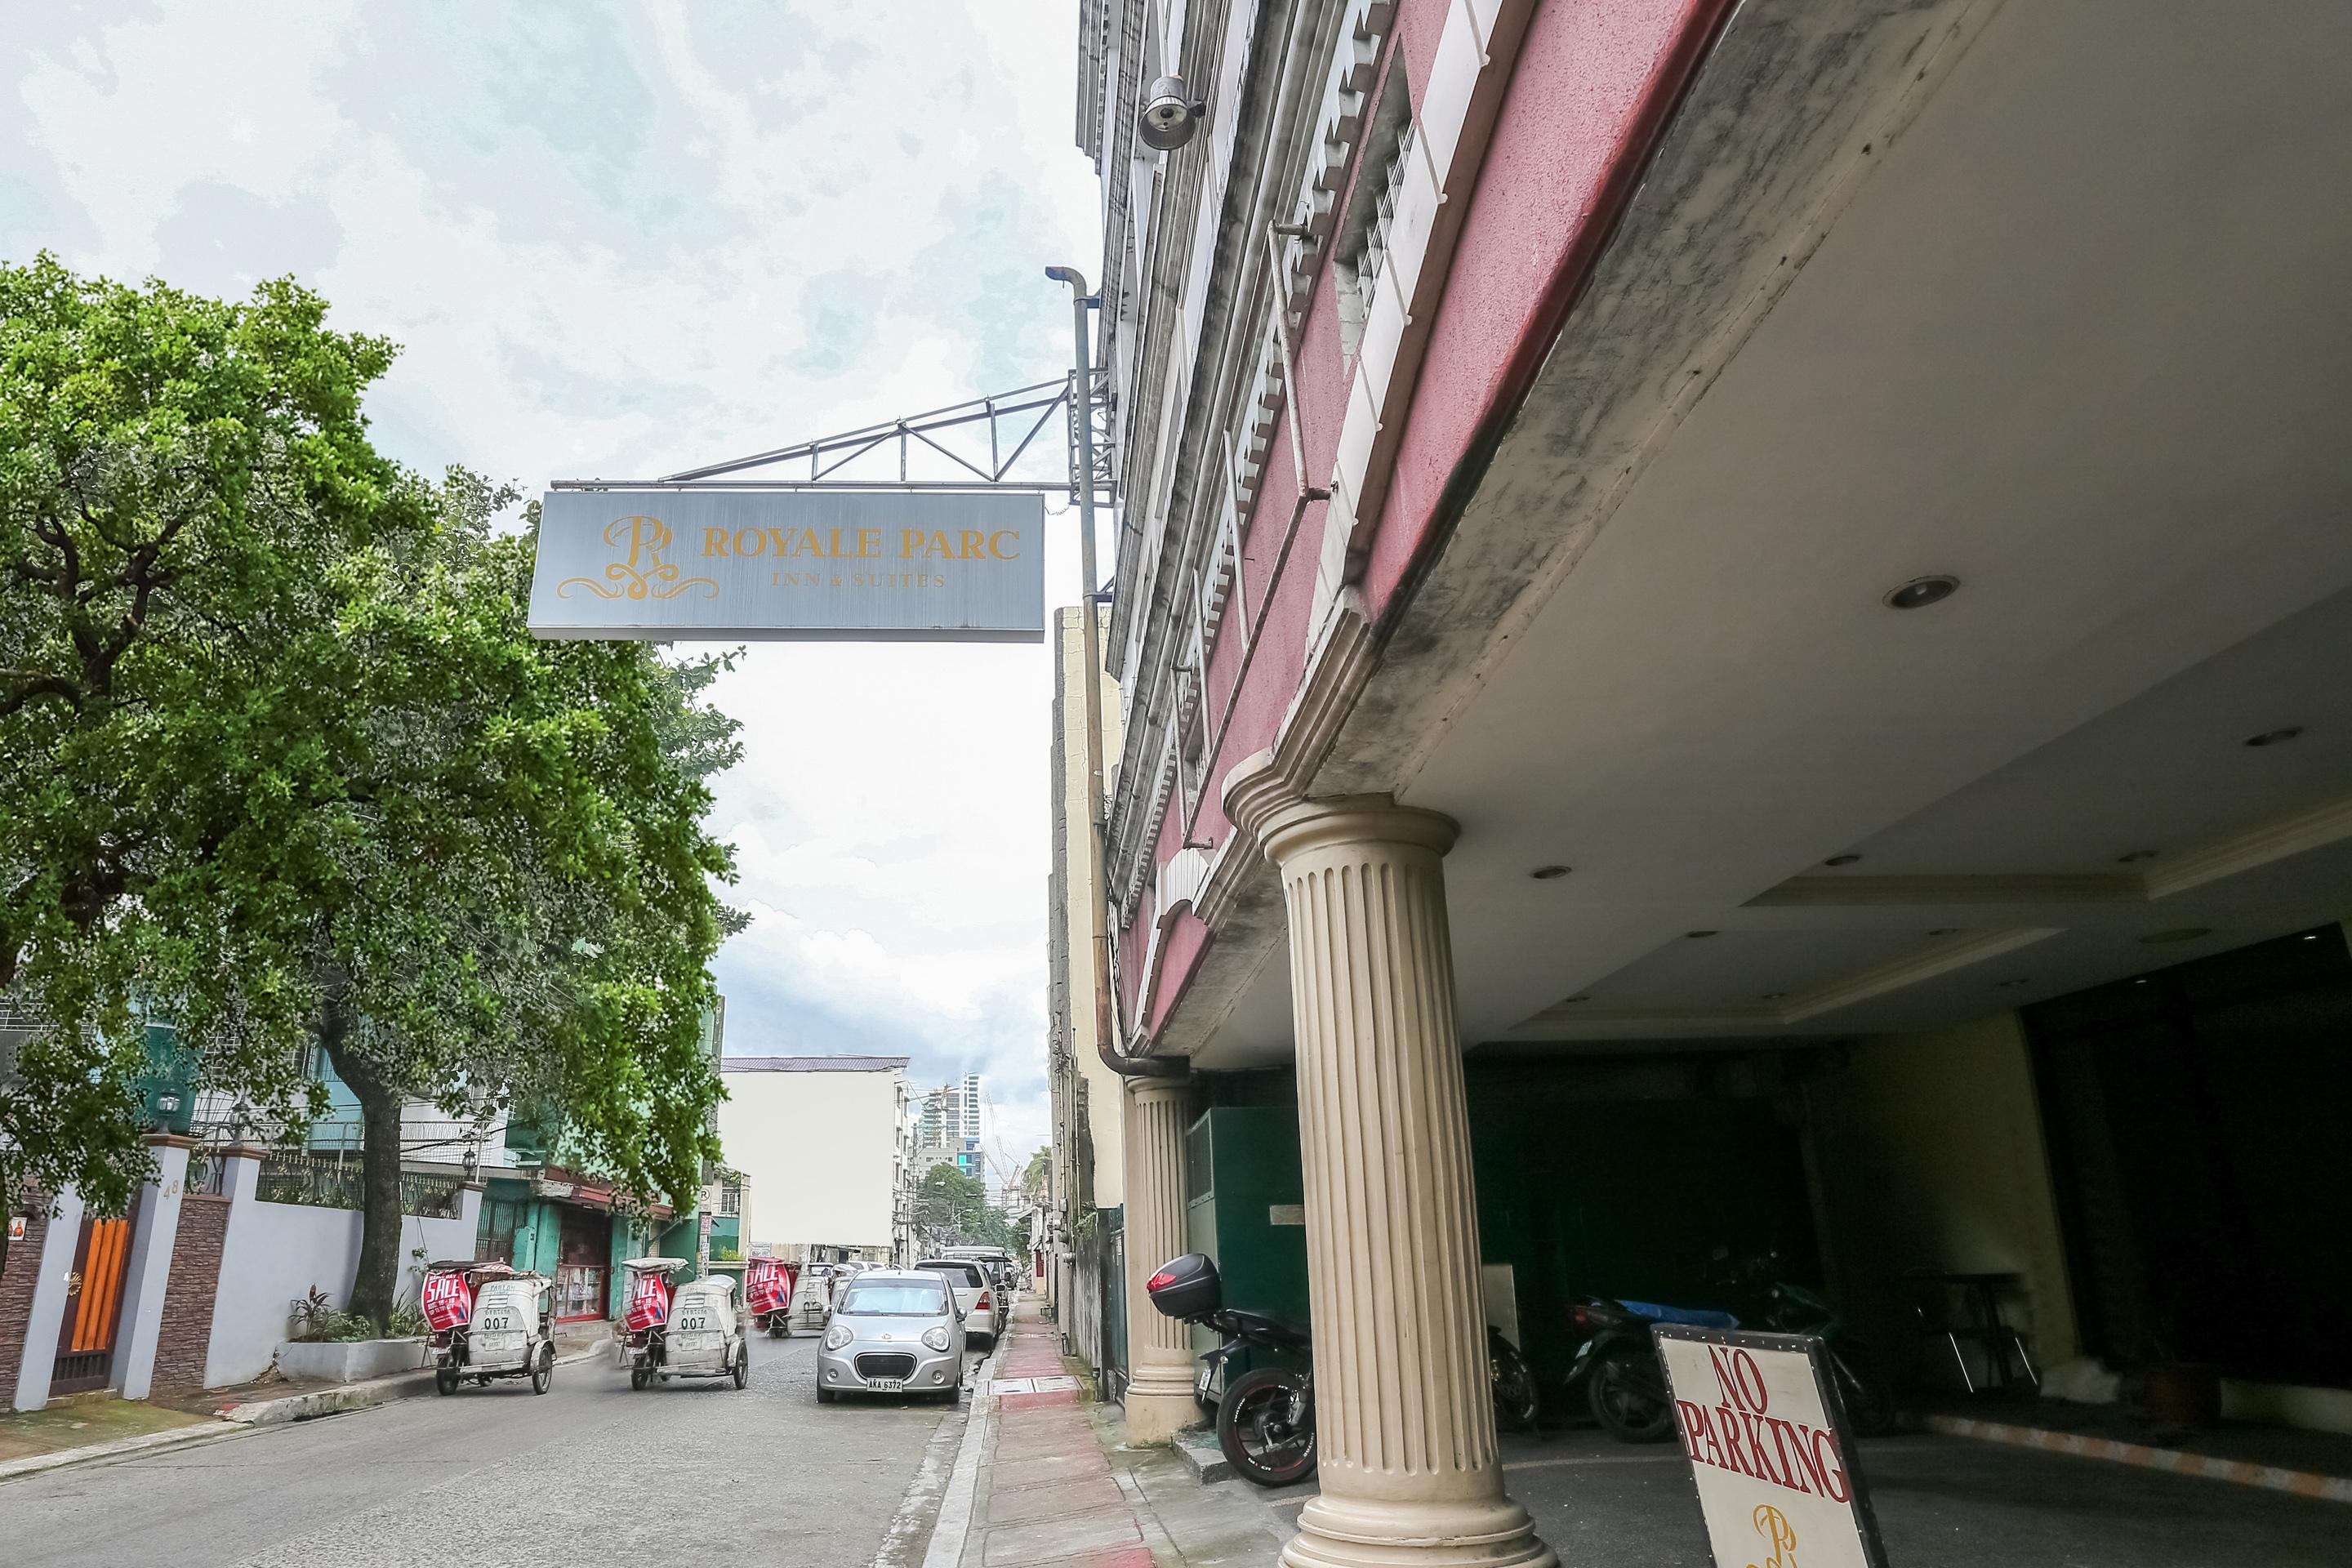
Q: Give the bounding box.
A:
[816,1269,964,1402]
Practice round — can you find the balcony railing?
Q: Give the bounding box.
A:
[255,1151,466,1219]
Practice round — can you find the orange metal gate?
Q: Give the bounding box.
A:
[51,1214,134,1395]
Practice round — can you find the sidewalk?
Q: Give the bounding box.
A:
[2,1321,612,1482]
[0,1392,214,1466]
[955,1301,1292,1568]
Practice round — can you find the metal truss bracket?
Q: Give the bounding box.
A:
[657,373,1116,502]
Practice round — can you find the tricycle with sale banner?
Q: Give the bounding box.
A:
[423,1260,556,1396]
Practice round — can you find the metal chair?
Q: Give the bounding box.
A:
[1909,1272,2039,1394]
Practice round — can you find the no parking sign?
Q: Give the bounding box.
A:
[1654,1326,1891,1568]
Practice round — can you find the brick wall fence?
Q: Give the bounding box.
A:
[151,1194,230,1392]
[2,1194,52,1396]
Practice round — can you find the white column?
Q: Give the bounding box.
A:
[1250,794,1554,1568]
[114,1135,194,1400]
[198,1143,266,1389]
[11,1187,86,1413]
[1120,1074,1196,1441]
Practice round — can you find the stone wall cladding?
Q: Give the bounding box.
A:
[2,1192,52,1396]
[151,1194,229,1391]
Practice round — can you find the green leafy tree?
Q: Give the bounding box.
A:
[278,483,737,1326]
[915,1161,1020,1254]
[0,254,427,1266]
[0,258,738,1308]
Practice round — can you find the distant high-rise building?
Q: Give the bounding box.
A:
[913,1073,987,1181]
[959,1072,985,1179]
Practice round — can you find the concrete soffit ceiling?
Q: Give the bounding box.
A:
[1189,0,2352,1068]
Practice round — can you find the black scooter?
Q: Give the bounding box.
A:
[1562,1294,1731,1441]
[1564,1254,1895,1443]
[1147,1253,1318,1486]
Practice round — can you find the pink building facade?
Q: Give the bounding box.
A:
[1078,2,2352,1561]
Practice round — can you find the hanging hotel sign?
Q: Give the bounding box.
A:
[1654,1326,1891,1568]
[528,488,1045,642]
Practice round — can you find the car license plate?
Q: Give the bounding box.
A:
[868,1378,904,1392]
[675,1331,719,1351]
[479,1332,523,1353]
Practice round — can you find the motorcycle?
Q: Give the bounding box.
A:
[1564,1254,1895,1443]
[1490,1325,1541,1433]
[1147,1253,1317,1486]
[1563,1294,1734,1441]
[1735,1253,1897,1436]
[1147,1253,1551,1484]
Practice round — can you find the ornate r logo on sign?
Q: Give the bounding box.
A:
[559,515,718,602]
[1748,1505,1800,1568]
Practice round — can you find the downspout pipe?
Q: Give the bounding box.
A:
[1047,265,1187,1082]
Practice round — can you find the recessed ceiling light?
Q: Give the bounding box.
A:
[2134,978,2151,985]
[1529,865,1571,880]
[1686,929,1719,939]
[1564,996,1591,1004]
[1761,991,1788,1001]
[1824,853,1862,867]
[2243,727,2304,748]
[1927,928,1960,937]
[2115,849,2158,865]
[2140,927,2212,945]
[1883,575,1960,610]
[2302,933,2321,942]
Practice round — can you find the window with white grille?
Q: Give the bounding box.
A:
[1335,76,1415,363]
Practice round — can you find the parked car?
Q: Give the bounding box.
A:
[816,1269,965,1403]
[915,1258,1004,1347]
[944,1245,1018,1297]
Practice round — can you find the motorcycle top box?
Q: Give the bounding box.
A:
[1147,1253,1223,1320]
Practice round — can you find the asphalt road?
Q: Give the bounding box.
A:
[1491,1428,2352,1568]
[0,1332,981,1568]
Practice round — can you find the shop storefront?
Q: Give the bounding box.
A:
[477,1166,673,1324]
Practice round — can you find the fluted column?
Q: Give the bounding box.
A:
[1253,794,1553,1568]
[1121,1074,1196,1441]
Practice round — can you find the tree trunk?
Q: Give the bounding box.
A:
[320,1001,404,1334]
[0,1154,15,1285]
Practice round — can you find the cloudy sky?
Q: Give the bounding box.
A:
[2,1,1103,1176]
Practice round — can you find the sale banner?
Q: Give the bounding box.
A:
[625,1270,671,1331]
[422,1270,473,1331]
[747,1259,791,1314]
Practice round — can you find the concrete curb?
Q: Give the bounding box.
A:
[923,1331,1013,1568]
[1924,1414,2352,1506]
[0,1419,247,1483]
[1174,1426,1233,1485]
[2,1341,612,1481]
[221,1341,608,1428]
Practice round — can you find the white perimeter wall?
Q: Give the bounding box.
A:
[204,1160,479,1388]
[720,1067,900,1257]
